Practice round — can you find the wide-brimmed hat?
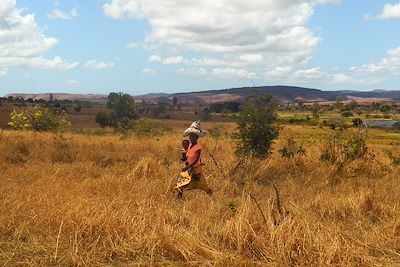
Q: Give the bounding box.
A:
[183,120,208,137]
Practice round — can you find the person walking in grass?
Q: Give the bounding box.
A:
[175,121,212,198]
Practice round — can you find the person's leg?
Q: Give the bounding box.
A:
[175,189,183,199]
[196,173,212,196]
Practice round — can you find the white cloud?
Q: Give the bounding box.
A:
[142,67,156,74]
[331,73,350,84]
[103,0,338,67]
[47,7,78,20]
[148,54,162,62]
[162,56,184,65]
[0,68,7,76]
[377,2,400,20]
[212,68,256,79]
[83,60,115,69]
[265,66,292,79]
[126,42,139,49]
[177,67,207,76]
[0,0,78,72]
[0,56,79,70]
[350,47,400,74]
[68,79,79,85]
[292,67,328,82]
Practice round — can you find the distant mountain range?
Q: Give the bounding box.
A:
[4,93,108,103]
[5,86,400,105]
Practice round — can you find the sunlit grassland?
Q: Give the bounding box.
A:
[1,124,400,266]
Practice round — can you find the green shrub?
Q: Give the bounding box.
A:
[320,131,368,166]
[383,114,392,119]
[386,150,400,166]
[341,110,353,117]
[8,106,70,132]
[208,126,224,138]
[120,118,171,138]
[326,117,347,130]
[234,93,279,158]
[278,138,306,158]
[352,118,363,127]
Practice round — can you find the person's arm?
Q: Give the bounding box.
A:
[182,150,201,171]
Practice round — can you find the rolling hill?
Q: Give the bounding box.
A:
[5,86,400,105]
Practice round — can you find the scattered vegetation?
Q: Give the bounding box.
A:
[119,118,171,138]
[8,106,70,132]
[320,131,368,166]
[95,92,138,128]
[234,93,279,158]
[278,138,306,158]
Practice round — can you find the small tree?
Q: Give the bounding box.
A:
[335,96,343,109]
[8,106,70,132]
[95,111,116,128]
[96,92,138,128]
[311,103,321,119]
[74,103,82,113]
[234,93,279,158]
[380,104,391,113]
[107,92,138,120]
[199,107,212,121]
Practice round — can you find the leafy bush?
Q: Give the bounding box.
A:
[8,106,70,132]
[386,150,400,166]
[95,111,116,128]
[96,92,138,128]
[352,118,363,127]
[208,126,223,138]
[320,132,368,166]
[383,114,392,119]
[278,138,306,158]
[326,117,347,130]
[341,111,353,117]
[120,118,171,138]
[234,93,279,158]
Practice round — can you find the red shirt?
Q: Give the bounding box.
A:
[187,144,202,167]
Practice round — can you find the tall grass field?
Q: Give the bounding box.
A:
[1,124,400,266]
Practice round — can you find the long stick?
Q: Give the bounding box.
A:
[53,220,64,261]
[249,194,267,224]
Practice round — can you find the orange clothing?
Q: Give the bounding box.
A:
[187,143,202,167]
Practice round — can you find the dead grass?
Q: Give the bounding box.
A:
[1,125,400,266]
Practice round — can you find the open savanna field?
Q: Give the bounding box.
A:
[1,121,400,266]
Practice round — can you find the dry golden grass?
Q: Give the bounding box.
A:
[1,125,400,266]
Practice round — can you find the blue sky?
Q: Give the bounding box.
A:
[0,0,399,96]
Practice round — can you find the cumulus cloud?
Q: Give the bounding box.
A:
[148,54,162,62]
[68,79,79,85]
[0,68,7,76]
[212,68,256,79]
[331,73,350,84]
[292,67,328,82]
[103,1,340,67]
[103,1,328,54]
[265,66,292,79]
[142,67,156,74]
[350,47,400,74]
[47,7,78,20]
[83,60,115,69]
[0,0,78,72]
[177,67,207,76]
[126,42,139,49]
[365,2,400,20]
[162,56,184,65]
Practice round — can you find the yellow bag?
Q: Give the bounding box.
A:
[175,170,191,189]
